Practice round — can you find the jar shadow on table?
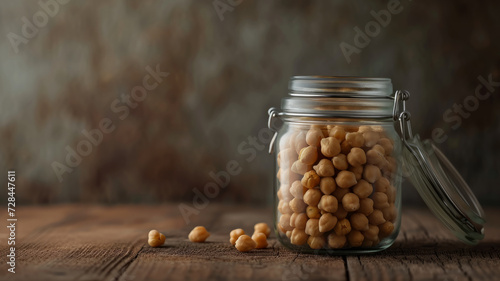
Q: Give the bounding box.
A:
[372,240,500,257]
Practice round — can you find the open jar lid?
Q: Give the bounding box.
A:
[395,91,486,245]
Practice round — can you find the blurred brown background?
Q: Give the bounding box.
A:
[0,0,499,206]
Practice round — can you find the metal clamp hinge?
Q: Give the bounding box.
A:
[267,107,281,154]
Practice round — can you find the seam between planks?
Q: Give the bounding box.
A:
[112,241,145,281]
[342,256,350,281]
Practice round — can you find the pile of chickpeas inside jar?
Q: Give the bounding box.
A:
[276,124,399,250]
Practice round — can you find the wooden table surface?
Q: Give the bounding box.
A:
[0,204,498,281]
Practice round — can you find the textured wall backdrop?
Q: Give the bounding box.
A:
[0,0,499,206]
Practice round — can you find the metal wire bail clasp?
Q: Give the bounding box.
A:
[267,107,281,154]
[393,90,414,143]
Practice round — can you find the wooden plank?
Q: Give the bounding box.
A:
[118,206,346,281]
[0,205,498,281]
[0,205,185,281]
[346,207,500,281]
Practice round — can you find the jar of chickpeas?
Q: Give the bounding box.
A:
[268,76,485,254]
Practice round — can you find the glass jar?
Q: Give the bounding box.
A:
[267,76,485,254]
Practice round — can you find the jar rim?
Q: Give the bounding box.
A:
[289,76,392,97]
[282,76,394,119]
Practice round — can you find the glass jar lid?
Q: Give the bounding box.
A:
[395,91,485,245]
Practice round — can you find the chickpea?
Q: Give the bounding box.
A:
[235,235,256,252]
[358,198,374,216]
[306,127,324,147]
[278,148,297,168]
[188,226,210,243]
[363,131,380,148]
[319,213,338,233]
[342,193,360,212]
[148,230,166,247]
[387,185,397,204]
[364,236,380,247]
[279,200,293,215]
[280,169,302,186]
[347,147,367,167]
[277,189,283,201]
[294,213,308,229]
[346,132,365,147]
[332,186,350,202]
[320,137,341,157]
[363,165,381,183]
[372,144,386,155]
[294,131,308,154]
[291,160,312,175]
[303,189,322,206]
[378,138,394,156]
[372,192,390,209]
[313,159,335,177]
[253,222,271,238]
[368,209,386,225]
[333,204,349,219]
[363,225,379,241]
[279,214,294,231]
[318,195,339,213]
[290,180,307,199]
[358,125,372,133]
[329,126,346,141]
[383,157,397,179]
[382,204,397,222]
[334,218,352,236]
[307,236,326,249]
[252,232,268,249]
[306,205,321,219]
[279,184,293,202]
[374,177,390,193]
[366,149,386,168]
[230,228,245,245]
[328,233,347,249]
[277,223,286,234]
[340,140,352,155]
[299,146,318,165]
[347,230,364,247]
[379,221,395,238]
[289,198,307,213]
[311,124,328,137]
[286,230,293,239]
[335,171,357,188]
[349,165,363,181]
[352,180,373,199]
[301,170,321,189]
[320,177,336,195]
[290,213,298,228]
[279,131,293,150]
[290,228,308,246]
[305,219,321,236]
[332,154,348,171]
[350,213,369,231]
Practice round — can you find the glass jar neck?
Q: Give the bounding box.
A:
[281,76,394,120]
